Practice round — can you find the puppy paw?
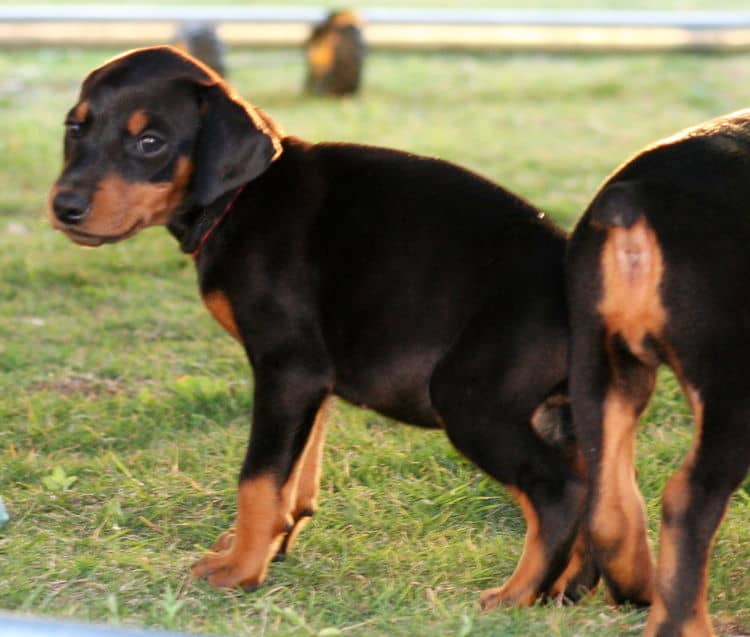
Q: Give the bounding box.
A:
[479,584,538,611]
[210,528,236,553]
[192,529,277,591]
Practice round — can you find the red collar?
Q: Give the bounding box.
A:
[191,185,246,260]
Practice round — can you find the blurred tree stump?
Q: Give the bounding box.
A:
[305,10,366,96]
[174,22,226,77]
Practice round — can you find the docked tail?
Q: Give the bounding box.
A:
[589,181,645,229]
[594,179,666,362]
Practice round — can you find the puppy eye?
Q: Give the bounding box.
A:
[65,121,84,138]
[137,134,166,156]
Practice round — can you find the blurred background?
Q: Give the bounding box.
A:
[4,1,750,226]
[1,4,749,637]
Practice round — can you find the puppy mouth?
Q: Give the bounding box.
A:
[59,220,143,246]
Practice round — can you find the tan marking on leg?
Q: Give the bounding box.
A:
[207,398,329,569]
[191,474,287,589]
[599,217,666,358]
[657,386,704,589]
[127,109,149,136]
[646,386,716,637]
[593,391,654,603]
[279,397,331,555]
[646,465,714,637]
[210,528,236,553]
[680,617,716,637]
[546,525,593,599]
[74,100,89,122]
[480,487,545,609]
[202,291,241,341]
[291,397,330,516]
[646,604,714,637]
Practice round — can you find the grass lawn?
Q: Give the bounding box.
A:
[0,45,748,636]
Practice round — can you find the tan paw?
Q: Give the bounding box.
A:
[210,528,236,552]
[191,548,262,590]
[479,584,538,611]
[192,529,275,591]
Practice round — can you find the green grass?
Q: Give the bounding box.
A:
[0,45,749,636]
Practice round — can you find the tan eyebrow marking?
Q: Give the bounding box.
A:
[127,109,149,136]
[73,100,89,122]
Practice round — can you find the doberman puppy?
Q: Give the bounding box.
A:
[48,46,595,606]
[567,110,750,636]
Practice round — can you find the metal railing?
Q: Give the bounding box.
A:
[1,7,750,28]
[2,6,750,50]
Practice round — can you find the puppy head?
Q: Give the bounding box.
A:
[48,46,282,247]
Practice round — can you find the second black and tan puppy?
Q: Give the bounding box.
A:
[567,111,750,636]
[48,46,594,606]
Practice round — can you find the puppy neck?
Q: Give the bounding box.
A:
[167,187,243,256]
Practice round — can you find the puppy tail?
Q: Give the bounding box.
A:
[588,181,644,229]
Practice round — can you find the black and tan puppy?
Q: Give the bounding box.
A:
[48,46,594,606]
[567,111,750,636]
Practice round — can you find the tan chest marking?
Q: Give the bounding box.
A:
[202,290,241,341]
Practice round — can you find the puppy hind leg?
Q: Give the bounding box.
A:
[432,376,584,608]
[530,393,601,603]
[646,390,750,637]
[570,324,658,607]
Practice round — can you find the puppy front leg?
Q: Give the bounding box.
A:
[274,396,331,561]
[192,360,332,590]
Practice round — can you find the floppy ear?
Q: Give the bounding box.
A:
[192,84,283,206]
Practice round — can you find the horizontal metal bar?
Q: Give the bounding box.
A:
[0,614,226,637]
[364,9,750,29]
[1,6,750,30]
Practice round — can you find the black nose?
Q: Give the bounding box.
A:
[53,190,89,225]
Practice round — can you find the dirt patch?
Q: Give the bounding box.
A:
[28,372,127,398]
[714,616,750,637]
